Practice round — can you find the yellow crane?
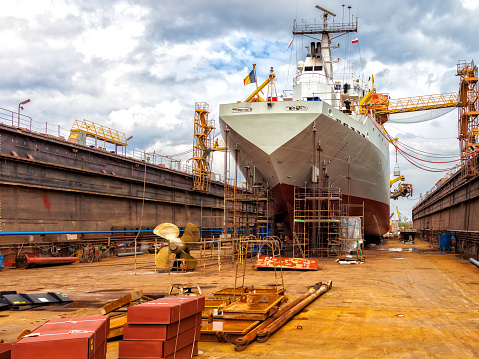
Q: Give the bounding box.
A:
[390,175,405,188]
[242,67,277,103]
[396,206,407,223]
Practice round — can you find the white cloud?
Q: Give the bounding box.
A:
[108,101,183,132]
[461,0,479,9]
[73,3,147,61]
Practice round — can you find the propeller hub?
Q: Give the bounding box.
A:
[168,238,185,254]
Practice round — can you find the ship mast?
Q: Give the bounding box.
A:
[292,5,357,80]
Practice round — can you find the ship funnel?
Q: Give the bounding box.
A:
[311,42,316,56]
[316,42,322,58]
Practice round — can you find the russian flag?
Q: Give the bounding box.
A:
[352,37,359,44]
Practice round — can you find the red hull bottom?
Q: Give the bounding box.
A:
[271,183,390,241]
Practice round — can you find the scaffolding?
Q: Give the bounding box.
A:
[457,60,479,179]
[293,184,342,258]
[193,102,215,191]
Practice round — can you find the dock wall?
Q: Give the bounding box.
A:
[412,165,479,259]
[0,123,228,243]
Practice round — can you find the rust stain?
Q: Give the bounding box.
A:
[42,194,51,212]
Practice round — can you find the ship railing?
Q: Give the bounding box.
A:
[293,73,331,87]
[292,21,358,35]
[412,164,461,209]
[333,72,369,90]
[0,107,231,184]
[0,107,71,139]
[126,149,227,184]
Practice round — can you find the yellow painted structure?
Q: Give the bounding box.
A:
[374,92,459,115]
[193,102,215,191]
[69,119,128,146]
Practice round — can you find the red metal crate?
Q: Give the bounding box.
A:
[118,325,200,358]
[12,315,109,359]
[123,313,201,340]
[127,296,205,324]
[0,343,12,359]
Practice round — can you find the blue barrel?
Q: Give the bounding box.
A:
[439,233,452,250]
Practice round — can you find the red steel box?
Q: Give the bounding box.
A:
[164,341,198,359]
[118,325,201,358]
[118,342,198,359]
[12,315,109,359]
[127,296,205,324]
[0,343,12,359]
[123,313,202,341]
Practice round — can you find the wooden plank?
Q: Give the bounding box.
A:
[109,314,128,329]
[107,326,125,339]
[107,313,128,339]
[99,290,143,315]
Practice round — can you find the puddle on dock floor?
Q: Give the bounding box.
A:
[374,247,437,254]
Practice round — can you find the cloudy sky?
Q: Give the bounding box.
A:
[2,0,478,219]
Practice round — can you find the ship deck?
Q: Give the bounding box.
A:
[1,239,478,358]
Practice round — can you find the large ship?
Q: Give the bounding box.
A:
[219,6,390,240]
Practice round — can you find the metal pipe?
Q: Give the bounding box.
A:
[15,254,78,269]
[469,258,479,268]
[234,282,324,352]
[0,230,152,236]
[0,228,245,236]
[116,252,144,257]
[256,280,332,343]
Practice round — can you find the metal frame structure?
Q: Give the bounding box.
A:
[233,238,284,298]
[374,92,458,115]
[193,102,215,191]
[457,60,479,178]
[293,184,342,258]
[69,119,128,147]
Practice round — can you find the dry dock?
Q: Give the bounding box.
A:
[1,239,479,358]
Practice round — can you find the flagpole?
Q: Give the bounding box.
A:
[253,64,258,100]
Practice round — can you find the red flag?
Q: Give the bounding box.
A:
[287,37,294,49]
[352,37,359,44]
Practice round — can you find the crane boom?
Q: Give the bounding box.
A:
[374,92,459,115]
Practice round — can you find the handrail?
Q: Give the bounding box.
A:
[0,107,235,186]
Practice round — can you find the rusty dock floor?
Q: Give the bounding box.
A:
[1,239,479,358]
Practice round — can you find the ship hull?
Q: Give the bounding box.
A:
[219,100,390,239]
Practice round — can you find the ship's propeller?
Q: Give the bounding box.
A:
[153,223,200,270]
